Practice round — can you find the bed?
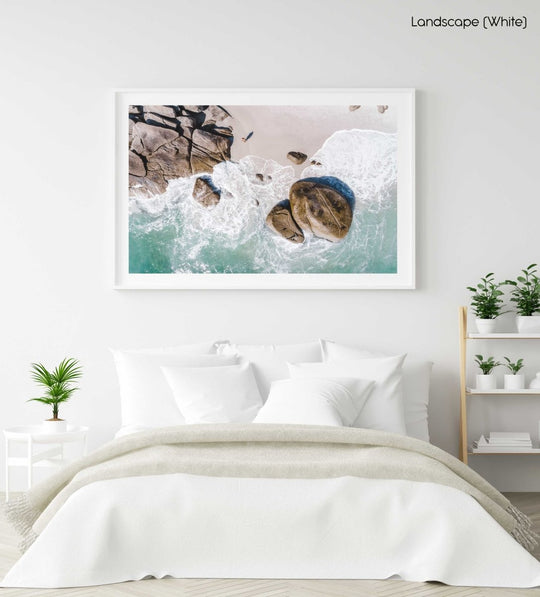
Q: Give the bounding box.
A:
[3,340,540,589]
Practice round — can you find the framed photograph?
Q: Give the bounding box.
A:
[115,88,415,289]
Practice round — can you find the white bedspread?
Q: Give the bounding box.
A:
[3,473,540,588]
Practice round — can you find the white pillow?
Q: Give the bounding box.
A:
[320,339,433,442]
[111,347,237,429]
[288,355,407,435]
[216,341,322,399]
[162,360,263,424]
[253,377,374,427]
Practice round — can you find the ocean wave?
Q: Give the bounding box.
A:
[129,129,397,274]
[301,129,397,209]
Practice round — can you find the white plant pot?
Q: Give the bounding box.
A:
[516,315,540,334]
[504,374,525,390]
[42,419,67,433]
[476,374,497,391]
[476,318,497,334]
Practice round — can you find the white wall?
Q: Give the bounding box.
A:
[0,0,539,491]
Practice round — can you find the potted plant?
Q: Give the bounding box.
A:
[467,273,506,333]
[504,264,540,333]
[28,357,82,432]
[474,354,500,390]
[503,357,525,390]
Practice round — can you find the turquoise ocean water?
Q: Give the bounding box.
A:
[129,130,397,275]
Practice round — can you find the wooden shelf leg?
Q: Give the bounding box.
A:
[459,306,469,465]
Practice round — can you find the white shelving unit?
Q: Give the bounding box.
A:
[4,425,88,501]
[459,306,540,464]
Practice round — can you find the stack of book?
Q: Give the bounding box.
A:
[473,432,534,453]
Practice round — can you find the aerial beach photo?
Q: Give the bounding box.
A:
[127,103,398,276]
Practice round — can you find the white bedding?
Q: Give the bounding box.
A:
[3,473,540,588]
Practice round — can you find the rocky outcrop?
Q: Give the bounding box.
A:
[190,129,233,174]
[143,105,177,118]
[129,150,146,177]
[192,176,221,208]
[265,176,355,244]
[266,200,305,244]
[131,122,179,156]
[289,176,355,243]
[203,105,232,126]
[287,151,307,165]
[128,105,233,196]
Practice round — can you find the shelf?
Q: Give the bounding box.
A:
[468,333,540,339]
[458,307,540,465]
[467,388,540,395]
[469,449,540,455]
[459,306,540,465]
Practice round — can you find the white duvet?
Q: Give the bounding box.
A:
[3,473,540,588]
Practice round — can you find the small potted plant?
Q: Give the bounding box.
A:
[503,357,525,390]
[504,264,540,333]
[474,354,500,390]
[467,273,506,333]
[28,357,82,432]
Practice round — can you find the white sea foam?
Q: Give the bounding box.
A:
[301,129,397,209]
[129,130,397,274]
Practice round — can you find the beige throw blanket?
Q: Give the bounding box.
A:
[6,424,537,553]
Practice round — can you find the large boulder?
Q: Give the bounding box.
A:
[192,176,221,208]
[289,176,355,242]
[266,200,304,244]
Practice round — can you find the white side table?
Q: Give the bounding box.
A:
[4,425,88,502]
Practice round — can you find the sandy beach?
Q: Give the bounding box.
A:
[227,104,397,177]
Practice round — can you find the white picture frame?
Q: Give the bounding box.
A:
[115,88,415,289]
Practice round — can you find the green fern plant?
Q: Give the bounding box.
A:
[474,354,501,375]
[28,358,82,420]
